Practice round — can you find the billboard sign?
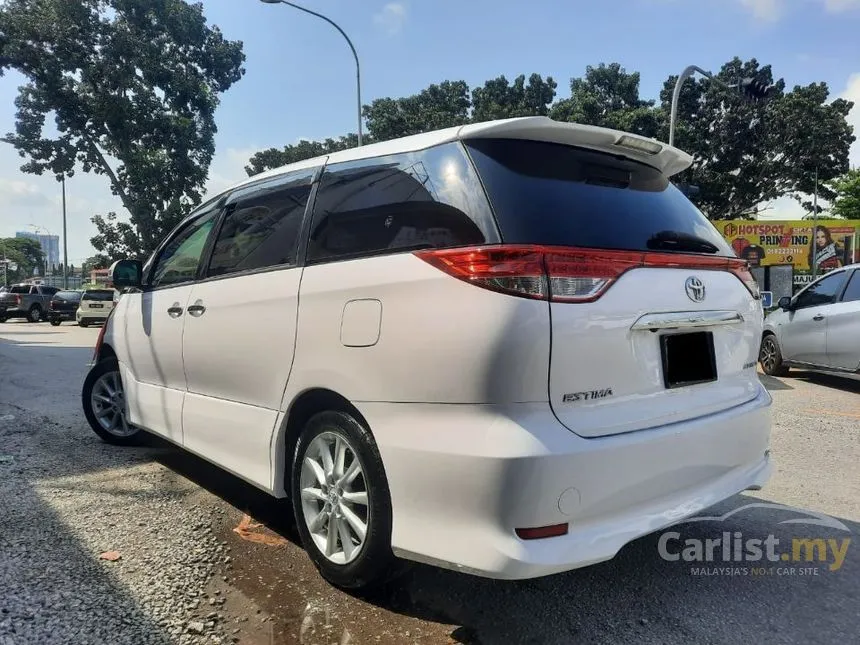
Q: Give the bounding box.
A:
[715,220,860,287]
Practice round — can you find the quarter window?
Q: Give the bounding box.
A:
[306,142,497,263]
[207,168,315,277]
[840,270,860,303]
[150,210,218,288]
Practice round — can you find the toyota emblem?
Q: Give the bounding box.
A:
[685,276,706,303]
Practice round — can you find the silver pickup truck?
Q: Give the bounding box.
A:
[0,284,60,323]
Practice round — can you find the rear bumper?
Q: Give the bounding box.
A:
[358,382,772,579]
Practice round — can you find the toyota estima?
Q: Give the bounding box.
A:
[82,117,772,589]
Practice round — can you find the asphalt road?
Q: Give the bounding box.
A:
[1,321,858,645]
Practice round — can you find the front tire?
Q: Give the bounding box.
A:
[78,320,88,328]
[760,334,789,376]
[50,319,62,327]
[82,358,142,446]
[291,410,398,589]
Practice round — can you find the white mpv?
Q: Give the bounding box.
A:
[82,117,772,589]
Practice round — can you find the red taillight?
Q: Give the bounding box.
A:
[415,245,761,302]
[15,295,21,305]
[50,300,55,309]
[515,523,569,540]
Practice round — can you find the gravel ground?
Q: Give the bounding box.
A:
[0,403,236,645]
[1,322,859,645]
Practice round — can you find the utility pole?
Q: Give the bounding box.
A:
[62,176,69,289]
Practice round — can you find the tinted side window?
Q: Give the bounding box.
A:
[794,272,846,309]
[307,142,497,263]
[10,286,29,294]
[207,169,315,277]
[840,271,860,303]
[150,210,218,288]
[40,286,59,295]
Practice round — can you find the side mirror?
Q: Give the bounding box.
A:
[777,296,792,311]
[110,259,143,289]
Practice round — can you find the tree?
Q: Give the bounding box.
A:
[0,237,43,282]
[550,63,661,137]
[0,0,246,258]
[829,169,860,219]
[81,253,111,276]
[472,73,557,122]
[363,80,471,142]
[660,57,854,219]
[245,134,361,177]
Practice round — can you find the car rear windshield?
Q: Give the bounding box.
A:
[54,291,82,301]
[9,286,30,294]
[82,290,114,301]
[464,138,733,255]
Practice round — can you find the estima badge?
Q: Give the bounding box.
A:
[685,276,706,303]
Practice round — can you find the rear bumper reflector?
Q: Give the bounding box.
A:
[515,523,569,540]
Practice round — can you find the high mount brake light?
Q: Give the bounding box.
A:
[415,246,761,302]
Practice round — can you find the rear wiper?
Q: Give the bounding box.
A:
[647,230,719,254]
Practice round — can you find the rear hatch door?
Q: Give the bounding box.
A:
[465,137,763,438]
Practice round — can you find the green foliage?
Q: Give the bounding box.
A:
[662,57,854,219]
[0,237,44,282]
[550,63,660,137]
[237,58,851,221]
[0,0,246,258]
[363,80,472,142]
[828,169,860,219]
[472,73,557,121]
[245,134,361,177]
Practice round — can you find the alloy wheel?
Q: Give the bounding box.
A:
[299,431,370,565]
[89,370,136,437]
[760,337,777,372]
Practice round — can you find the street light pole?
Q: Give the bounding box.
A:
[669,65,772,148]
[669,65,732,148]
[62,176,69,289]
[260,0,363,146]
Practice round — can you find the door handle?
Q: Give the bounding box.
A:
[187,301,206,317]
[813,314,825,321]
[167,303,183,318]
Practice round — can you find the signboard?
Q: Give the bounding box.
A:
[715,220,860,287]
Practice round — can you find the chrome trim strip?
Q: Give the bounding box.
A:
[631,310,744,331]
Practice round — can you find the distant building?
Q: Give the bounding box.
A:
[15,231,60,268]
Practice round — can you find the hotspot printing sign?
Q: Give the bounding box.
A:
[717,220,860,287]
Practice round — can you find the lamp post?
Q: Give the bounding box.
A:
[668,65,772,147]
[259,0,363,146]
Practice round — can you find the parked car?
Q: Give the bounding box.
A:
[0,283,59,322]
[48,290,83,326]
[77,289,116,327]
[759,263,860,376]
[82,117,772,590]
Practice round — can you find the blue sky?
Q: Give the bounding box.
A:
[2,0,860,263]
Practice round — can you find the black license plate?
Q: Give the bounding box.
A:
[660,331,717,389]
[89,303,104,309]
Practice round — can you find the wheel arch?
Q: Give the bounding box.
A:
[272,387,372,497]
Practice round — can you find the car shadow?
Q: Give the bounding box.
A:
[150,438,860,645]
[790,370,860,394]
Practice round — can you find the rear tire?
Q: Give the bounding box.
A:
[759,334,789,376]
[291,410,399,590]
[78,320,88,328]
[50,319,62,327]
[82,358,142,446]
[27,306,42,323]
